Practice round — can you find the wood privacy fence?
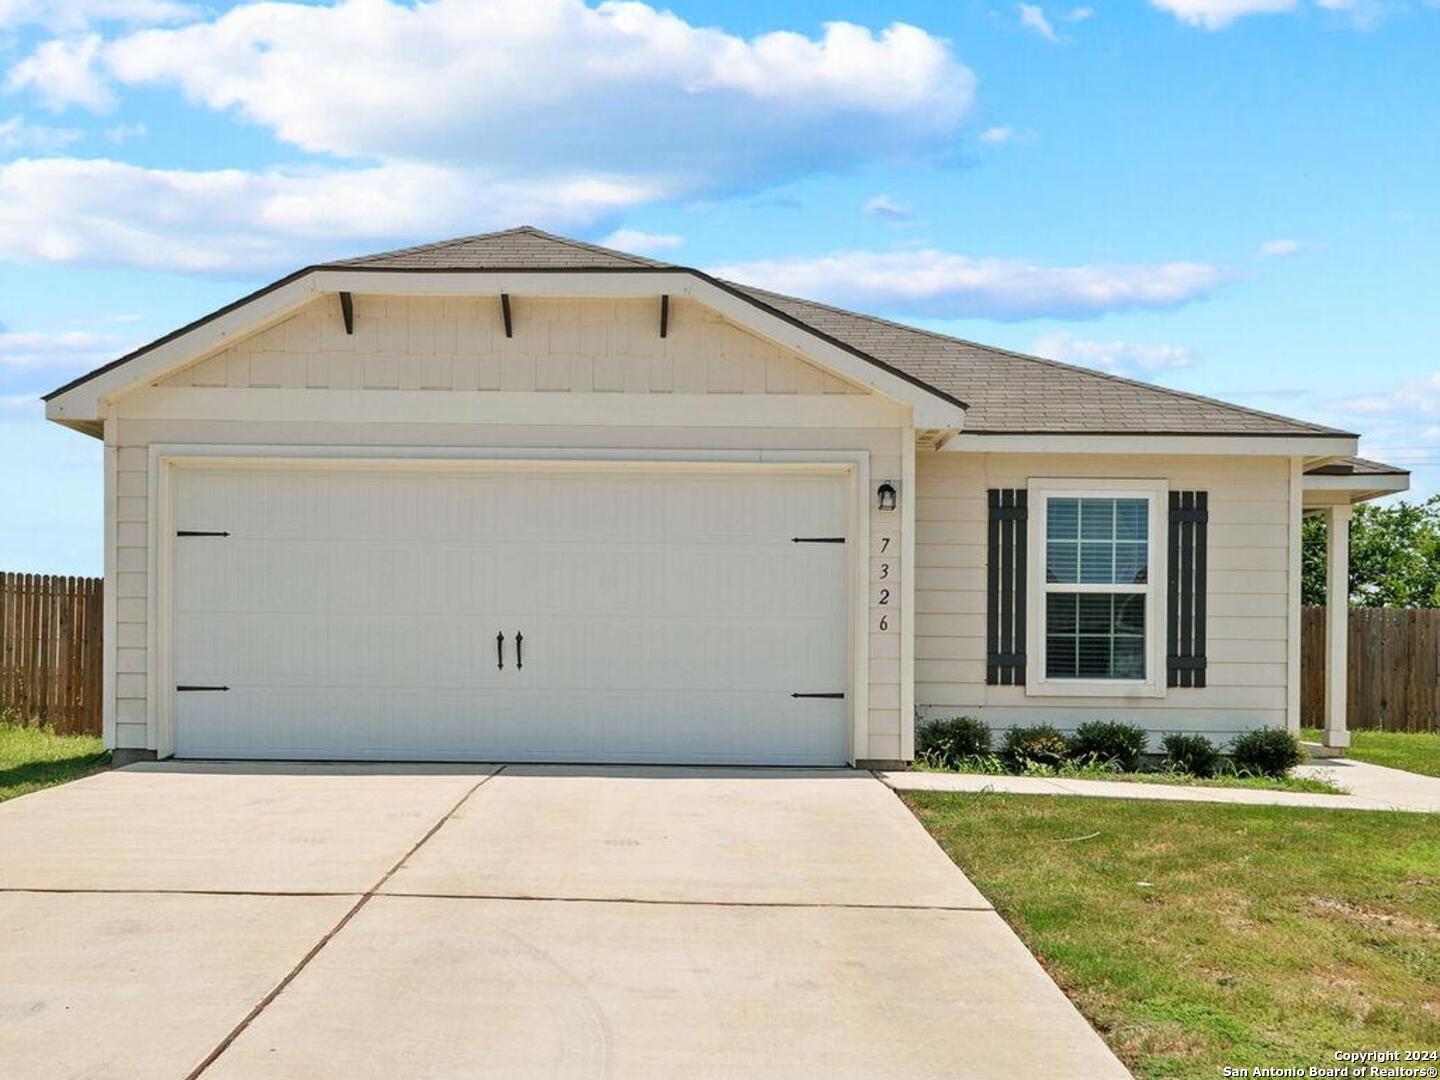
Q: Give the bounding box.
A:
[0,573,104,735]
[1302,607,1440,732]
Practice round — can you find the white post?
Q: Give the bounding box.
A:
[1324,503,1352,749]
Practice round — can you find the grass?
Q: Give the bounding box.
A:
[1303,728,1440,779]
[907,791,1440,1080]
[913,757,1344,795]
[0,720,109,804]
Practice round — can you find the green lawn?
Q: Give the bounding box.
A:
[1303,728,1440,778]
[0,721,109,804]
[907,791,1440,1080]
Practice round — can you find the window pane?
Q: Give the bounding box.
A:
[1080,499,1115,540]
[1046,636,1077,678]
[1115,594,1146,635]
[1115,543,1149,585]
[1046,593,1077,633]
[1076,636,1112,677]
[1048,498,1079,540]
[1078,593,1113,633]
[1113,635,1145,679]
[1080,542,1115,583]
[1047,541,1078,584]
[1115,499,1148,541]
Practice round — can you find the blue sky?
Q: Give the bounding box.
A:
[1,0,1436,574]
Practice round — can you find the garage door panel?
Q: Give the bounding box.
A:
[172,464,852,764]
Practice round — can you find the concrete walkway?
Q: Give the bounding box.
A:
[881,757,1440,813]
[0,763,1130,1080]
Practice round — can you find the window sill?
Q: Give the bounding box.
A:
[1025,678,1167,700]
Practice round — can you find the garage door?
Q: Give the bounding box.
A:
[170,462,851,764]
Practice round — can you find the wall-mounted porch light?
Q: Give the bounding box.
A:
[877,481,898,512]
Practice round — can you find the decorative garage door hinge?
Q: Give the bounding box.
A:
[791,692,845,699]
[790,537,845,544]
[176,685,230,692]
[176,530,230,537]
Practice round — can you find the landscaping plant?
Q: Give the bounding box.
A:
[1001,724,1070,770]
[915,716,992,769]
[1160,732,1222,778]
[1068,720,1149,772]
[1229,727,1304,777]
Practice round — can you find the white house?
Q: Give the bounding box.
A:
[44,228,1408,766]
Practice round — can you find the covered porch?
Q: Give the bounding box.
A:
[1300,457,1411,750]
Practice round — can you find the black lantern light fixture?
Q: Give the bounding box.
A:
[877,481,897,512]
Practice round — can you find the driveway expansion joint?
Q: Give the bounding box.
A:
[183,765,508,1080]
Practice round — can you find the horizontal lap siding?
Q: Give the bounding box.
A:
[914,451,1292,745]
[112,417,903,759]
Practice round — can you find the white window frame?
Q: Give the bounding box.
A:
[1026,477,1168,699]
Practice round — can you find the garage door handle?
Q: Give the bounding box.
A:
[515,632,523,670]
[791,692,845,699]
[177,685,229,692]
[496,631,505,670]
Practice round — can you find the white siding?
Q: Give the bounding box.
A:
[161,296,862,398]
[914,451,1294,745]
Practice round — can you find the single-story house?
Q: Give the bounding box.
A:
[44,227,1409,767]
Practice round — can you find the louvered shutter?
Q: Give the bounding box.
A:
[1167,491,1209,688]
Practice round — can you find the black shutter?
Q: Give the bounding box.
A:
[1167,491,1209,688]
[986,489,1028,685]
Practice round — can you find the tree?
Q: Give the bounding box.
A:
[1301,496,1440,608]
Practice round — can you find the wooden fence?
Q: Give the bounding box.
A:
[1302,607,1440,732]
[0,573,104,735]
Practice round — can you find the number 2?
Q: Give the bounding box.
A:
[878,588,890,605]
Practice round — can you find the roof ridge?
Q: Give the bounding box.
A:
[725,280,1351,437]
[326,225,671,269]
[514,226,671,268]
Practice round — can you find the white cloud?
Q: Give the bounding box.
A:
[21,1,972,194]
[0,328,125,369]
[979,126,1016,144]
[7,35,117,112]
[104,120,146,142]
[1149,0,1299,28]
[1259,238,1304,256]
[600,228,684,254]
[1319,372,1440,495]
[1017,3,1059,39]
[0,0,194,32]
[1031,333,1197,381]
[0,156,663,273]
[1065,6,1096,19]
[708,249,1228,321]
[0,113,82,151]
[863,195,914,222]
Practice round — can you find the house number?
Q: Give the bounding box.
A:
[878,563,890,579]
[878,588,890,605]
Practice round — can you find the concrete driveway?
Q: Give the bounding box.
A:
[0,764,1129,1079]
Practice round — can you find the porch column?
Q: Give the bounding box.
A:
[1324,503,1352,749]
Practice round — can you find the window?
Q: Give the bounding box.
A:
[1028,481,1166,697]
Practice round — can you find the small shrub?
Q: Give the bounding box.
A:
[1001,724,1070,771]
[1162,733,1222,777]
[1230,728,1304,778]
[1068,721,1149,772]
[915,716,991,769]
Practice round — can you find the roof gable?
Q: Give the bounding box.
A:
[45,225,1354,442]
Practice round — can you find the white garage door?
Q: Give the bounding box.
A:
[170,463,851,764]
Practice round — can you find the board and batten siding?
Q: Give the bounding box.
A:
[160,295,865,397]
[914,451,1293,745]
[111,293,907,761]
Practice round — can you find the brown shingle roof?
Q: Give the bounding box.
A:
[329,226,671,270]
[723,282,1349,437]
[1306,456,1409,476]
